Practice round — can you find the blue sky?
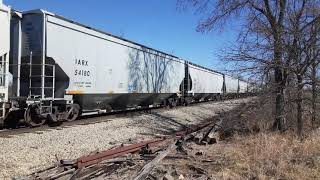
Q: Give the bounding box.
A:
[5,0,240,71]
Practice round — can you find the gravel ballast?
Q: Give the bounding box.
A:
[0,98,251,178]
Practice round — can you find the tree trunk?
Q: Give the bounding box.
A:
[311,63,317,128]
[297,74,303,138]
[273,73,285,131]
[273,42,286,131]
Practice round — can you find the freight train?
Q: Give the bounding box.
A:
[0,2,253,127]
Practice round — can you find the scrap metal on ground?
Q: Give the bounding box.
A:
[25,118,223,180]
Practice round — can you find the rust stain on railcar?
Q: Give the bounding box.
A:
[66,90,84,94]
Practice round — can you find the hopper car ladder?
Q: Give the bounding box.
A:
[27,52,56,115]
[3,52,57,126]
[8,51,65,126]
[22,52,79,126]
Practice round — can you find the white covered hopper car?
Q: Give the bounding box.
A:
[0,5,252,127]
[188,62,224,101]
[21,10,185,111]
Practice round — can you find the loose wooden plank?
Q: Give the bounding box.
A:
[133,141,176,180]
[194,125,214,144]
[47,168,75,179]
[205,120,222,144]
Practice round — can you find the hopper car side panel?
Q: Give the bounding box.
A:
[44,14,185,110]
[225,75,238,94]
[239,80,248,93]
[188,64,224,100]
[0,4,10,56]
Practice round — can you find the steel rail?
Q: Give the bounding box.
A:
[74,119,217,168]
[75,139,166,168]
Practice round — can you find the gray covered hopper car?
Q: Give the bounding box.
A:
[20,10,185,112]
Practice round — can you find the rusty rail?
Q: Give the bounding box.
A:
[76,139,165,168]
[175,121,214,137]
[74,122,214,168]
[70,120,216,169]
[28,120,221,179]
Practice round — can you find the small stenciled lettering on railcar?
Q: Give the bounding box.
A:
[75,59,89,66]
[74,69,90,76]
[74,59,90,77]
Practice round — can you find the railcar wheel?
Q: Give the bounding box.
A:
[66,104,80,122]
[24,105,46,127]
[170,99,178,108]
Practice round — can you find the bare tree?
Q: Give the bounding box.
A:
[310,60,320,127]
[285,0,308,137]
[284,1,320,137]
[178,0,289,131]
[308,8,320,128]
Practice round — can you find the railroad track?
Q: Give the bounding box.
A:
[0,105,160,137]
[23,117,223,180]
[0,98,237,137]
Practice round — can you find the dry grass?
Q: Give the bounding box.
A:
[147,98,320,180]
[211,130,320,180]
[210,96,320,179]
